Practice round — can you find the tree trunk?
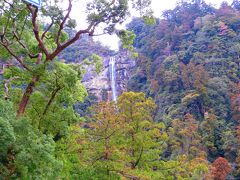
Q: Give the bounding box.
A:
[17,75,39,117]
[42,86,61,116]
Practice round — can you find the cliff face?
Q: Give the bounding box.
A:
[82,51,135,101]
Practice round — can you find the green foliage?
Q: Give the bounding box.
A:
[58,92,210,179]
[0,117,15,160]
[59,34,112,63]
[118,30,136,50]
[86,0,153,30]
[1,0,239,179]
[118,30,139,57]
[0,0,154,118]
[0,0,159,179]
[14,118,62,179]
[126,1,240,178]
[127,1,239,122]
[0,100,15,161]
[143,15,156,25]
[24,61,87,137]
[83,53,103,74]
[181,91,201,105]
[0,99,62,178]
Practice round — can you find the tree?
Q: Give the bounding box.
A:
[211,157,232,180]
[169,113,205,159]
[117,92,165,170]
[235,125,240,176]
[230,83,240,122]
[70,92,171,179]
[23,61,87,138]
[200,110,218,159]
[232,0,240,10]
[179,62,209,94]
[81,101,124,178]
[0,0,153,117]
[0,98,62,178]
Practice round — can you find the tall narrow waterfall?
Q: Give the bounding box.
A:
[109,57,117,101]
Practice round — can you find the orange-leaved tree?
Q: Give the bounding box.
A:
[211,157,232,180]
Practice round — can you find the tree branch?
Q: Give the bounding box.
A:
[19,15,28,39]
[117,170,141,180]
[0,40,31,71]
[41,19,54,40]
[133,146,144,168]
[0,63,13,75]
[48,22,95,60]
[3,76,19,100]
[36,53,42,64]
[56,0,72,46]
[27,4,50,57]
[42,86,61,116]
[12,22,29,50]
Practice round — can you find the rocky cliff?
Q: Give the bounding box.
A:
[82,51,135,101]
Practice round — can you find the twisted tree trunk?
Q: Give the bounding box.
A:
[17,75,39,117]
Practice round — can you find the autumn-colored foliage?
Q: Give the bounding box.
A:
[1,0,240,179]
[230,83,240,122]
[170,113,206,159]
[211,157,232,180]
[235,126,240,174]
[179,62,209,93]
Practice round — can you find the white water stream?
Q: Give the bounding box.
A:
[109,57,117,101]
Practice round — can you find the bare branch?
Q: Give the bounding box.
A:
[27,4,50,57]
[48,22,95,60]
[88,22,100,36]
[133,146,144,168]
[56,0,72,46]
[12,19,40,60]
[17,75,40,117]
[41,19,54,40]
[3,0,14,8]
[32,104,42,119]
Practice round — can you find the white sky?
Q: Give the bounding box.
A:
[71,0,234,50]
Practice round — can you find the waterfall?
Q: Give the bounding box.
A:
[109,57,117,101]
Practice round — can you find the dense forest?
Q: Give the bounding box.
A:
[0,0,240,179]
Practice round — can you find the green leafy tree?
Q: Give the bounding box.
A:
[0,0,153,117]
[0,99,62,178]
[117,92,159,169]
[24,61,87,138]
[64,92,172,179]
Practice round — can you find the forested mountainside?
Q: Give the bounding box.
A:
[59,33,112,63]
[0,0,240,179]
[126,0,240,176]
[128,1,239,124]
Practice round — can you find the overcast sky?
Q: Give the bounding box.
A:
[71,0,234,50]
